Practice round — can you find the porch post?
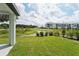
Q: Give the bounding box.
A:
[9,14,16,45]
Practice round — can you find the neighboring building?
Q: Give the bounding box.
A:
[45,22,79,29]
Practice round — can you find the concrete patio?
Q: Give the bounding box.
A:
[0,44,13,56]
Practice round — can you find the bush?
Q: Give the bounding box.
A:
[62,29,66,37]
[69,32,73,39]
[45,32,48,36]
[76,33,79,40]
[53,32,59,36]
[39,32,44,37]
[36,32,39,36]
[49,32,53,36]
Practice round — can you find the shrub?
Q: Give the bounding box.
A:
[49,32,53,36]
[62,29,66,37]
[69,32,73,39]
[76,33,79,40]
[45,32,48,36]
[36,32,39,36]
[40,32,44,37]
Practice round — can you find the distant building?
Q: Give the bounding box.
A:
[45,22,79,29]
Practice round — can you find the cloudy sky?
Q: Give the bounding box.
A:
[16,3,79,26]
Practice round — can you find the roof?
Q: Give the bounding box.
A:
[6,3,20,16]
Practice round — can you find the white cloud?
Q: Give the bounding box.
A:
[15,3,79,26]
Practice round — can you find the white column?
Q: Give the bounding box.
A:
[9,14,16,45]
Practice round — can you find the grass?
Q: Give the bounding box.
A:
[0,28,37,44]
[0,29,8,44]
[0,37,8,44]
[1,28,79,56]
[8,36,79,56]
[16,28,38,35]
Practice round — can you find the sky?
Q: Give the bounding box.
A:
[15,3,79,26]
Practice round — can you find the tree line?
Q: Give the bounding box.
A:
[0,23,37,29]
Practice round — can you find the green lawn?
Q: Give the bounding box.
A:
[0,28,37,44]
[0,37,8,44]
[8,36,79,56]
[0,29,8,44]
[16,28,38,35]
[1,28,79,56]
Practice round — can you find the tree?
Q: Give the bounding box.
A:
[0,23,9,29]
